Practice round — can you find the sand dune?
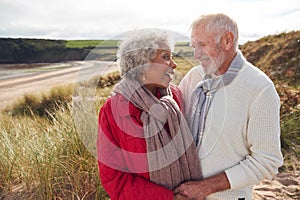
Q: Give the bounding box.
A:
[253,171,299,199]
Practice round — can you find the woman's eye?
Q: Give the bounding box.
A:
[163,54,170,60]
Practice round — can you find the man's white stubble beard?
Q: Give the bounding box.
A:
[202,51,225,75]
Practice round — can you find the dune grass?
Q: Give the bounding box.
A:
[0,106,109,199]
[2,109,114,199]
[7,84,74,118]
[0,74,117,199]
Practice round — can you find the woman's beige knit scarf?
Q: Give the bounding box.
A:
[113,75,202,190]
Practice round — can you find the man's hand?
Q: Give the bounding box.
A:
[173,172,230,200]
[174,180,207,200]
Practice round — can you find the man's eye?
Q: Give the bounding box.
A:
[193,43,205,48]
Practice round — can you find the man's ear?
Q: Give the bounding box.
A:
[223,32,234,51]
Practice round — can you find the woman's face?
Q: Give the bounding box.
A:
[142,49,176,93]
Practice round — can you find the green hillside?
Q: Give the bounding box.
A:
[0,38,119,63]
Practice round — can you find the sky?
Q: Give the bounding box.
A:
[0,0,300,44]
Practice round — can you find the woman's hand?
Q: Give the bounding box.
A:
[173,193,190,200]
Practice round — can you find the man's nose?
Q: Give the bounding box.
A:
[193,47,202,60]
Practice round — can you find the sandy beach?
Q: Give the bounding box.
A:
[0,61,117,110]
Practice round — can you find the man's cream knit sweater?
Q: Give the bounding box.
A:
[179,53,283,199]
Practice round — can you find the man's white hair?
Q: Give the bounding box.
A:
[191,13,239,50]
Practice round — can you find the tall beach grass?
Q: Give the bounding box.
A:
[0,72,120,199]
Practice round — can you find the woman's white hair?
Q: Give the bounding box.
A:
[117,28,174,78]
[191,13,239,50]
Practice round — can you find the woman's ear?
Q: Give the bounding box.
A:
[138,67,147,83]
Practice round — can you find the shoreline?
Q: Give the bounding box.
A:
[0,61,117,110]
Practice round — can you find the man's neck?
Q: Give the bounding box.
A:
[216,51,237,76]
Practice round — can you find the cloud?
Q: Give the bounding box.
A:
[0,0,299,43]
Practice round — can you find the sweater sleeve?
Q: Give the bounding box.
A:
[225,84,284,189]
[97,101,174,200]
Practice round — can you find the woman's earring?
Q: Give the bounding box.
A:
[142,76,146,81]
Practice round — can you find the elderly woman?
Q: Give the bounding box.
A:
[97,29,201,200]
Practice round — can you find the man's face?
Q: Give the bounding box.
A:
[191,24,225,75]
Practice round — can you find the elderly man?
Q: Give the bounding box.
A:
[175,13,283,200]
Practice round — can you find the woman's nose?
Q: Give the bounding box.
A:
[170,59,177,69]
